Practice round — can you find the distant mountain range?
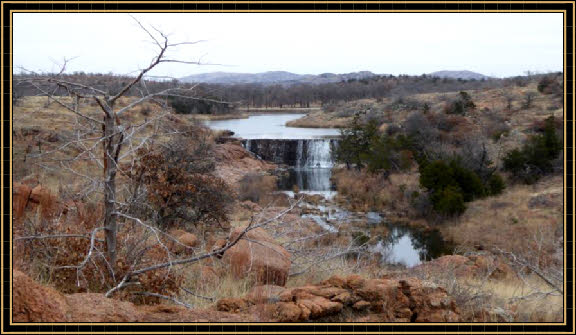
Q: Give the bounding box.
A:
[180,70,490,85]
[180,71,380,85]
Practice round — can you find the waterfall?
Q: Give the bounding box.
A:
[304,139,333,168]
[296,140,304,167]
[241,138,337,168]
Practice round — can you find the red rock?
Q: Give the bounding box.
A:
[223,226,291,286]
[179,233,199,248]
[322,275,346,288]
[13,270,261,322]
[66,293,141,322]
[345,274,366,290]
[12,270,68,322]
[216,298,250,313]
[13,182,32,221]
[296,295,343,319]
[352,300,371,311]
[275,302,303,322]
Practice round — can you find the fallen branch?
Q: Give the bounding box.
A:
[493,247,563,294]
[181,287,215,302]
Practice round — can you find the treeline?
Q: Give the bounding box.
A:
[13,71,562,111]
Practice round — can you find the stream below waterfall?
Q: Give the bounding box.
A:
[204,113,451,267]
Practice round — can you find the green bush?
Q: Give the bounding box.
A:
[336,114,414,174]
[503,116,562,184]
[487,174,506,196]
[432,185,466,216]
[445,91,476,115]
[419,157,505,216]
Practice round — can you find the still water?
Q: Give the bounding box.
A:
[203,113,340,139]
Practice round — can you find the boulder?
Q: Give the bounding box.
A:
[179,233,199,248]
[216,298,250,313]
[399,278,460,322]
[13,182,32,221]
[66,293,141,322]
[223,226,291,286]
[12,270,69,322]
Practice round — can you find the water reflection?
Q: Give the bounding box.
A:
[277,168,334,191]
[374,222,453,267]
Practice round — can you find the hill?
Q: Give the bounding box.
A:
[180,70,379,85]
[428,70,491,80]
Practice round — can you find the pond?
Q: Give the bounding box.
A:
[203,113,341,139]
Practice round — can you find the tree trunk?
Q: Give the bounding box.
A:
[103,113,120,266]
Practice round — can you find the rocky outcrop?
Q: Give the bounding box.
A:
[14,269,460,323]
[222,226,291,286]
[216,274,461,322]
[13,270,69,322]
[213,142,275,187]
[13,270,258,322]
[13,181,76,223]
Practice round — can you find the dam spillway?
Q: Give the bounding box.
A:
[242,139,339,168]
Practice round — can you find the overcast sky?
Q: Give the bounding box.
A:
[13,13,563,78]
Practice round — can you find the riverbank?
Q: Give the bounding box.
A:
[286,110,351,128]
[188,113,250,121]
[238,107,321,114]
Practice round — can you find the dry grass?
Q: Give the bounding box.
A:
[13,95,213,199]
[410,264,563,322]
[286,111,351,128]
[286,257,385,288]
[178,262,256,308]
[332,168,421,214]
[442,175,563,265]
[187,113,249,121]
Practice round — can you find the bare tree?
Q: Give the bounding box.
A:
[522,91,537,109]
[16,17,211,268]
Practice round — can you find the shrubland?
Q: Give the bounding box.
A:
[11,69,565,323]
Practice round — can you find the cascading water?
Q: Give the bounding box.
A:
[296,140,304,167]
[241,138,337,168]
[302,139,334,168]
[242,138,337,196]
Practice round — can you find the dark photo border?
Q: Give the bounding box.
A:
[1,1,574,334]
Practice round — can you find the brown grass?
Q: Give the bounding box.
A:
[331,168,421,214]
[442,175,563,267]
[286,111,351,128]
[409,264,563,322]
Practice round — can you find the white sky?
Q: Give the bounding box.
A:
[13,13,563,78]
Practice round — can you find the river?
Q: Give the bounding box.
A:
[204,113,450,267]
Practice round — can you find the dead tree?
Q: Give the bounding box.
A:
[16,17,211,268]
